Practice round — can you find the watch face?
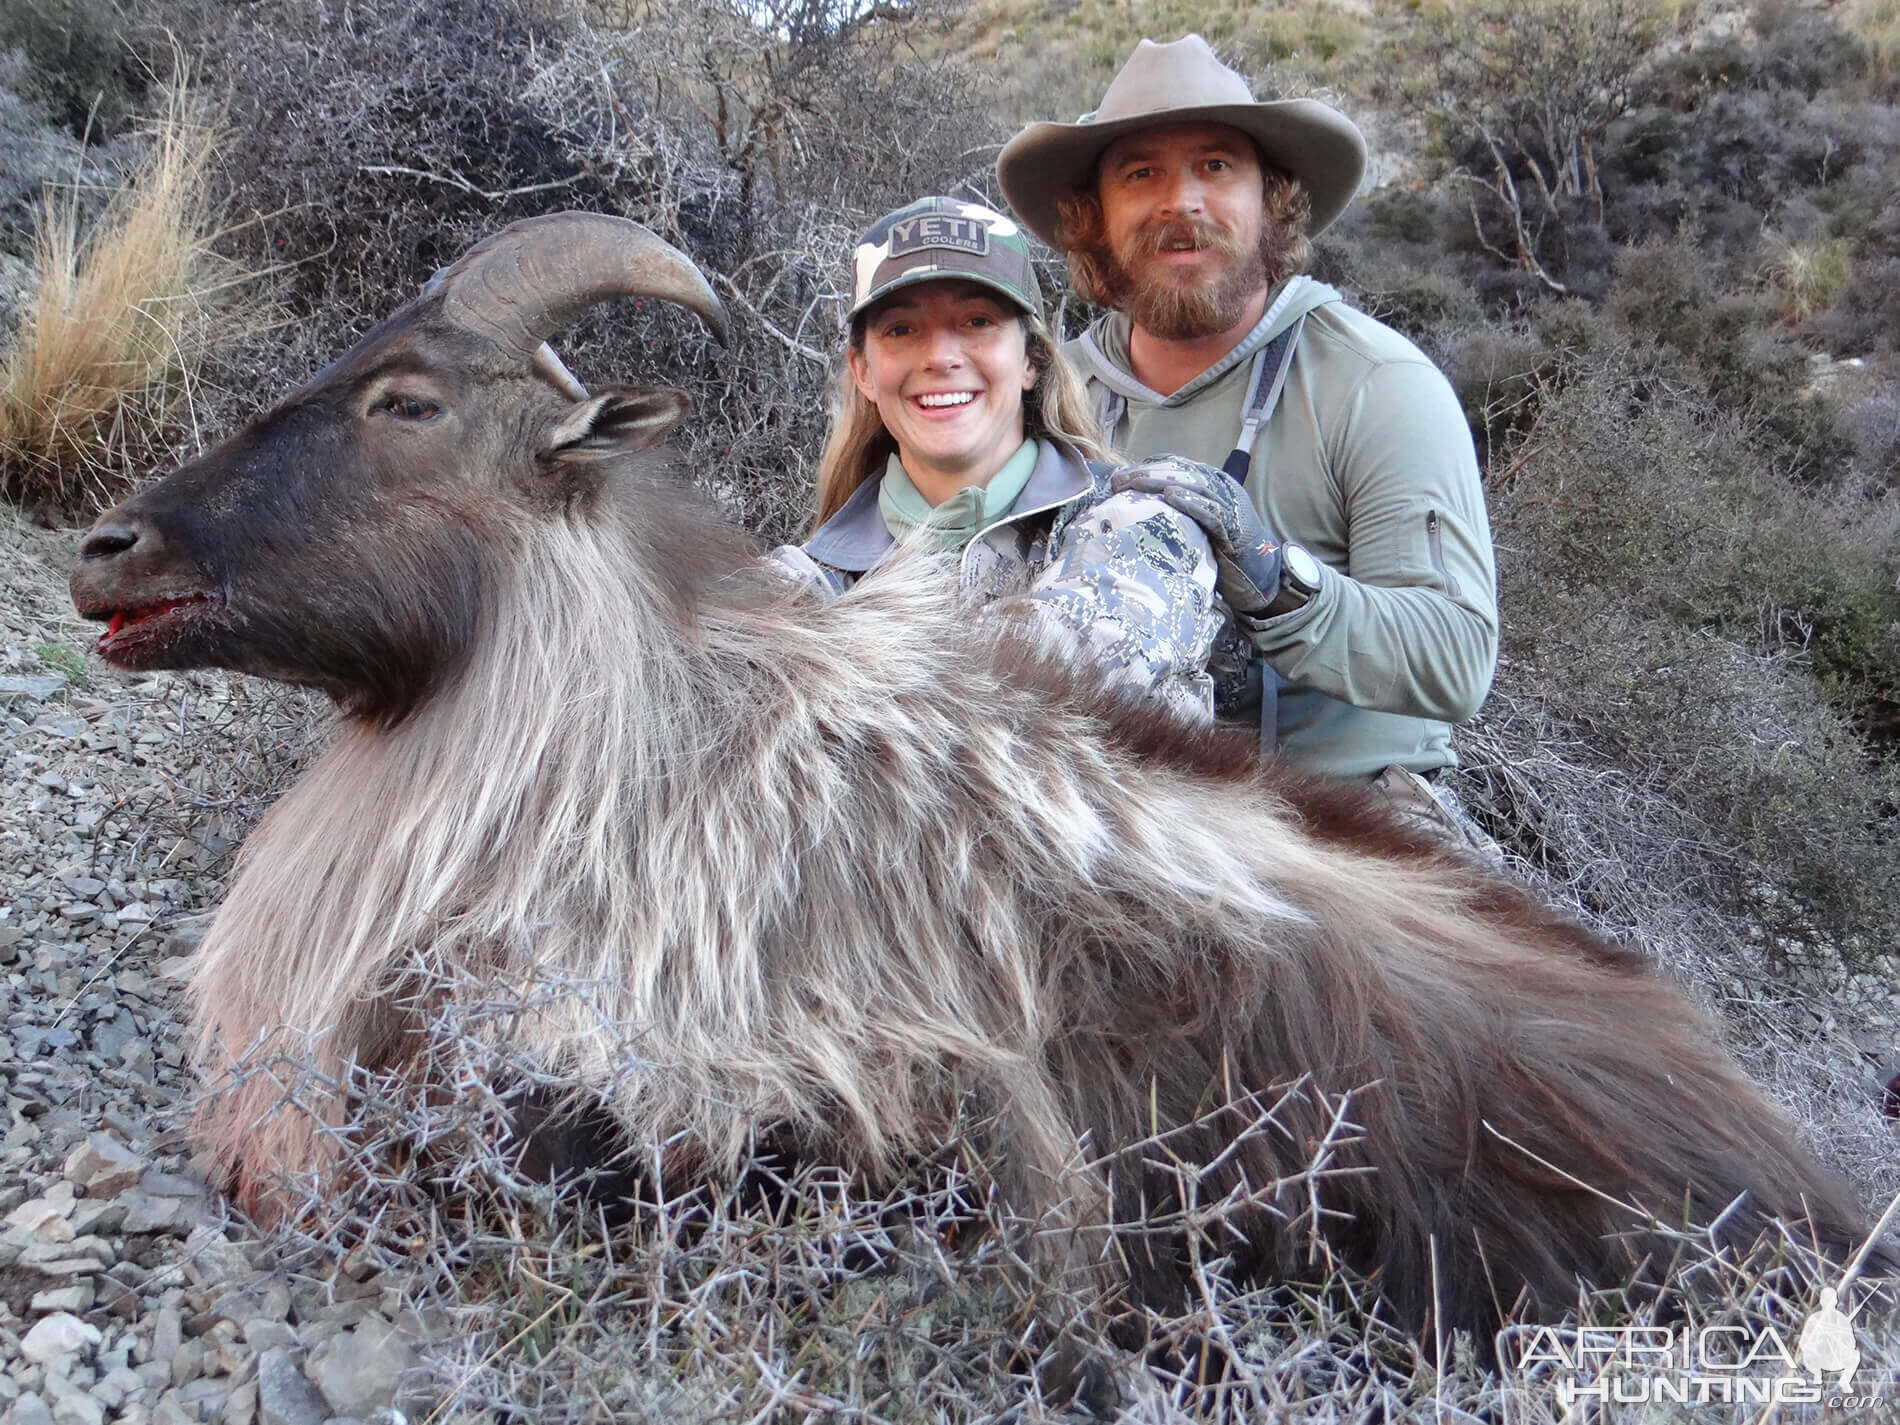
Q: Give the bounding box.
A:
[1283,543,1322,591]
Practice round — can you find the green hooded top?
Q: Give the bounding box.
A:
[1066,276,1498,778]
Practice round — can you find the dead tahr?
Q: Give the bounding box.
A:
[70,213,1872,1374]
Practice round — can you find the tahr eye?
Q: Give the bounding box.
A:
[378,395,441,422]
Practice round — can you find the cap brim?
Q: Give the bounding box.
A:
[997,99,1367,250]
[849,267,1040,320]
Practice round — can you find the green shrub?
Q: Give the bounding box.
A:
[1533,299,1611,363]
[33,639,85,681]
[176,0,998,543]
[1362,187,1449,246]
[1607,241,1710,340]
[0,0,149,139]
[1443,307,1608,457]
[1758,234,1853,322]
[1608,250,1859,486]
[1362,272,1480,343]
[1490,359,1900,953]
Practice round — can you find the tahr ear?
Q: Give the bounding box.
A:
[540,385,691,464]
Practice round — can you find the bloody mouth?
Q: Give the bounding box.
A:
[87,592,217,660]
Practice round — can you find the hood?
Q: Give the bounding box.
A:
[1074,275,1340,406]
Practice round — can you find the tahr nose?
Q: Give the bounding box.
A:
[78,520,144,561]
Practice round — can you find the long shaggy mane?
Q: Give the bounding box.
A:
[193,464,1869,1345]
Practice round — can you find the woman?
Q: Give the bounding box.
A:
[773,196,1224,720]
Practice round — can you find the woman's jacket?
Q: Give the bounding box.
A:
[770,439,1223,722]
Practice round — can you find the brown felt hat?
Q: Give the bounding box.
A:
[996,34,1367,250]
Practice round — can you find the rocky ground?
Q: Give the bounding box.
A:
[2,502,1897,1424]
[0,512,431,1425]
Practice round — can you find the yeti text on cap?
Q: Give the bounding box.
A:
[888,214,989,257]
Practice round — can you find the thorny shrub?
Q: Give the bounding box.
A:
[215,954,1896,1423]
[184,0,991,542]
[1478,355,1900,954]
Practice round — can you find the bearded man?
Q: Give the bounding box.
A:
[998,35,1499,840]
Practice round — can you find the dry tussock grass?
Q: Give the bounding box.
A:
[0,73,275,519]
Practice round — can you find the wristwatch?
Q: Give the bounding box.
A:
[1263,542,1323,618]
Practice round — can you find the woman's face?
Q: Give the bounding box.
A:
[848,280,1036,498]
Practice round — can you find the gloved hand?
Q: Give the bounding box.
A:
[1109,456,1283,618]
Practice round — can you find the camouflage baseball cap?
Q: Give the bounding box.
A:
[849,197,1042,319]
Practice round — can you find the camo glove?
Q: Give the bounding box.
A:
[1108,456,1283,619]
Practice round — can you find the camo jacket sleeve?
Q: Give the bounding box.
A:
[1014,484,1222,721]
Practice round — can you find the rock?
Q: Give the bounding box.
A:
[303,1319,416,1419]
[21,1233,112,1269]
[48,1394,102,1425]
[28,1283,94,1315]
[21,1254,107,1277]
[67,1199,126,1237]
[19,1314,103,1366]
[6,1396,54,1425]
[178,1379,228,1416]
[118,1038,156,1079]
[257,1278,292,1322]
[181,1225,253,1282]
[85,1011,140,1064]
[152,1308,182,1364]
[256,1348,328,1425]
[0,675,67,702]
[169,1339,202,1389]
[139,1172,209,1199]
[92,1367,142,1410]
[17,1027,77,1056]
[160,912,215,959]
[6,1192,75,1239]
[62,1133,146,1199]
[243,1321,298,1353]
[118,1193,181,1235]
[224,1379,259,1425]
[93,1275,142,1320]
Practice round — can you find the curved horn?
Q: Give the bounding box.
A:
[435,212,728,351]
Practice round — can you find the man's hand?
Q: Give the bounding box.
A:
[1109,456,1283,618]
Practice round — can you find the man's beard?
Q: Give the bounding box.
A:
[1110,217,1269,341]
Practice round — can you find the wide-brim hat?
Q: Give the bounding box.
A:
[996,34,1367,251]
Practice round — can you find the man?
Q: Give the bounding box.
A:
[997,35,1499,839]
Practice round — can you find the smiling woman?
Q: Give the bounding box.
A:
[847,282,1037,502]
[774,196,1227,720]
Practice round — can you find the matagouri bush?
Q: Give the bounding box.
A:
[1,1,1896,1421]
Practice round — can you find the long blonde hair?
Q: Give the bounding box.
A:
[810,309,1113,530]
